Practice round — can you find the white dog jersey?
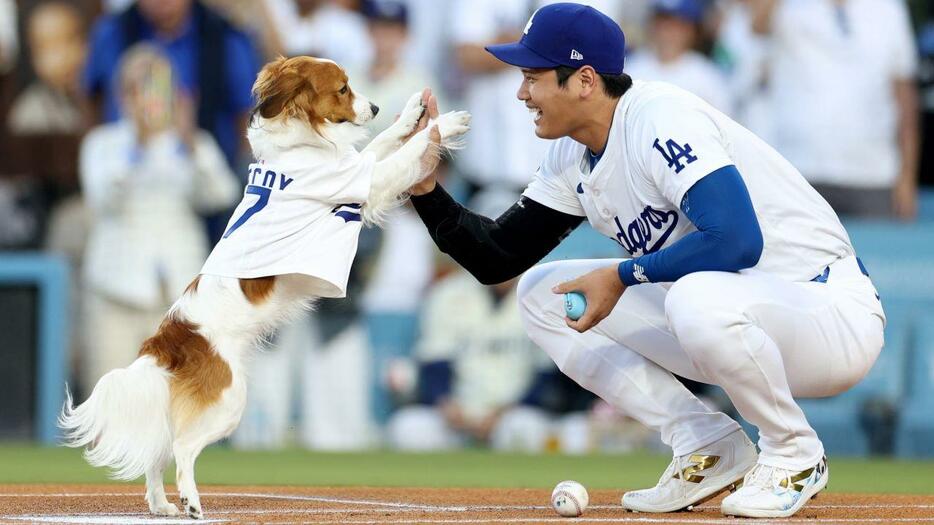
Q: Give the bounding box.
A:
[523,80,854,283]
[201,146,375,298]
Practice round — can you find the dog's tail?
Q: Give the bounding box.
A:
[59,356,173,480]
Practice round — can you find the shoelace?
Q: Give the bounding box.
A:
[660,455,689,484]
[744,464,795,492]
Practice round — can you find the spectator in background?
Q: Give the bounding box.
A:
[0,0,16,74]
[350,0,437,136]
[918,15,934,188]
[386,270,552,451]
[625,0,733,114]
[348,0,441,423]
[751,0,920,220]
[82,0,260,168]
[715,0,774,140]
[451,0,551,196]
[261,0,373,70]
[79,44,239,390]
[8,2,87,135]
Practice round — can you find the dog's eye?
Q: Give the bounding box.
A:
[339,86,348,95]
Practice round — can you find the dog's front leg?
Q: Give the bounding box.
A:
[361,91,425,161]
[363,110,471,223]
[362,128,433,223]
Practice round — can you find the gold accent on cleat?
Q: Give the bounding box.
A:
[681,455,721,483]
[779,467,815,492]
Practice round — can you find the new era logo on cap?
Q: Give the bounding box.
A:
[484,2,626,75]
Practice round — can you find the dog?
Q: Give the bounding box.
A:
[59,56,470,519]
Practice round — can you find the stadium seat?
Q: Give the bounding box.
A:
[895,315,934,458]
[365,312,419,424]
[918,188,934,223]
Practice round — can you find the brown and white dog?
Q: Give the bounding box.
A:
[59,56,470,519]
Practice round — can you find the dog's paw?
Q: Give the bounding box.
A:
[185,502,203,520]
[434,110,471,149]
[180,496,203,520]
[148,501,180,516]
[396,91,426,134]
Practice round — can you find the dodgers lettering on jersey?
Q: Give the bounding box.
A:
[522,80,854,283]
[201,147,376,298]
[614,206,679,256]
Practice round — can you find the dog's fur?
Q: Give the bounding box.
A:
[59,56,469,519]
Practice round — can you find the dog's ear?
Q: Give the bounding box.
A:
[252,56,316,120]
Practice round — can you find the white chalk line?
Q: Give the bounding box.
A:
[5,518,228,524]
[2,492,934,512]
[3,491,934,524]
[10,503,934,514]
[0,492,452,512]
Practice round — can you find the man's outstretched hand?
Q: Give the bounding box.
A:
[409,88,442,196]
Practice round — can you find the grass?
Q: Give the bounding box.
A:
[0,445,932,494]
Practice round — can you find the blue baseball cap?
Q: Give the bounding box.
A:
[485,2,626,75]
[361,0,409,26]
[652,0,705,24]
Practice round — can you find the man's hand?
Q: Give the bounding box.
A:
[409,88,442,196]
[552,264,626,333]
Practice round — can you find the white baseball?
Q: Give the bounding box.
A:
[551,480,589,517]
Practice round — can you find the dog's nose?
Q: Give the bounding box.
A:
[370,103,379,116]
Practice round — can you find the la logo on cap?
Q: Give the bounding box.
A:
[523,11,535,34]
[570,49,583,60]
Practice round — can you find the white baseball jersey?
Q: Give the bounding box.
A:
[201,146,375,298]
[523,80,854,283]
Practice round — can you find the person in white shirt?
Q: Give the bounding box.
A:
[715,0,774,141]
[262,0,373,71]
[451,0,552,193]
[79,44,239,390]
[750,0,921,219]
[626,0,734,114]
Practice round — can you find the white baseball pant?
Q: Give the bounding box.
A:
[517,255,884,470]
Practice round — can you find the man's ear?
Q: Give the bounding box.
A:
[578,66,598,97]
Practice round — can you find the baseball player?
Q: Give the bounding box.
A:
[408,2,885,518]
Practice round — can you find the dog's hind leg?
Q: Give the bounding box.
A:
[174,383,247,519]
[173,435,209,520]
[145,460,178,516]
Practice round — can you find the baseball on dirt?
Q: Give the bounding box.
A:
[551,480,589,517]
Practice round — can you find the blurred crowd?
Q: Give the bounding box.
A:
[0,0,931,452]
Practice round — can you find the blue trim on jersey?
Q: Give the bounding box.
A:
[588,148,604,171]
[617,165,763,286]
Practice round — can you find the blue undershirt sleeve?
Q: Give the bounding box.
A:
[617,165,763,286]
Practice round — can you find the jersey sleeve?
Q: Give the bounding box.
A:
[521,140,586,217]
[632,96,734,208]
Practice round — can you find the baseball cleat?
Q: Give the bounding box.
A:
[621,429,758,513]
[720,456,828,518]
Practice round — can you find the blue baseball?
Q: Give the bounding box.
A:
[565,292,587,320]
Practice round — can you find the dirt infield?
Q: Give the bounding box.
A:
[1,484,933,524]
